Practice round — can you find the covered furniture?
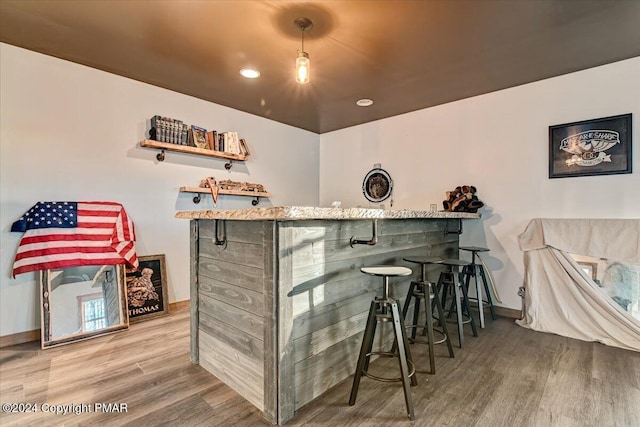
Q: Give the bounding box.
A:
[517,218,640,352]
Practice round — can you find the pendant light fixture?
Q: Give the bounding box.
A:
[294,17,312,84]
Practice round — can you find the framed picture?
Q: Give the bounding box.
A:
[549,113,632,178]
[39,265,129,348]
[125,254,169,323]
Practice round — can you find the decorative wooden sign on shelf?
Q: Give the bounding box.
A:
[140,139,248,169]
[180,177,271,206]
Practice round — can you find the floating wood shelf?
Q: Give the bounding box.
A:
[180,186,272,206]
[140,139,247,168]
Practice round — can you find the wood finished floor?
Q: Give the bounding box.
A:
[1,307,639,426]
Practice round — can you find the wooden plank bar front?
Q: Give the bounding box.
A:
[179,207,480,424]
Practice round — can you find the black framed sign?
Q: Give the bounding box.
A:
[125,254,169,323]
[549,113,632,178]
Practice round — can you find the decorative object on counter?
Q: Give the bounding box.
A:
[125,254,169,323]
[11,201,138,276]
[442,185,484,213]
[549,113,632,179]
[179,177,272,205]
[40,264,129,349]
[362,165,393,204]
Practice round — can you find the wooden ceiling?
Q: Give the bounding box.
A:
[1,0,639,134]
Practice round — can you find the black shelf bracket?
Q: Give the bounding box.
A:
[225,160,233,170]
[156,150,166,162]
[214,219,227,246]
[193,195,201,204]
[350,219,378,247]
[252,197,260,206]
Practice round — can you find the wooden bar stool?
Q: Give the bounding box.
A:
[349,266,417,420]
[436,259,478,348]
[460,246,496,328]
[400,256,455,374]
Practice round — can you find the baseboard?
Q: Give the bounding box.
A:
[0,329,40,349]
[170,300,190,311]
[0,300,191,349]
[468,301,522,319]
[493,306,522,319]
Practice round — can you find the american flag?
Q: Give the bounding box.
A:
[11,201,138,276]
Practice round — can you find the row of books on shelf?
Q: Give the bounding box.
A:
[149,115,250,156]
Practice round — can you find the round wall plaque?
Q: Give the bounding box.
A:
[362,168,393,203]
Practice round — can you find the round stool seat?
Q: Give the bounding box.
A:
[360,266,412,277]
[402,256,444,265]
[459,246,490,252]
[440,259,470,268]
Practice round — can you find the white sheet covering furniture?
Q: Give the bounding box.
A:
[517,218,640,352]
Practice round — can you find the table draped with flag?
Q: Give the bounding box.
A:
[11,201,138,276]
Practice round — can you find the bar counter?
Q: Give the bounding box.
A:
[177,206,480,424]
[175,205,480,221]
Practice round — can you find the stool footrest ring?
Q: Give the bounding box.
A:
[405,325,448,345]
[362,351,416,382]
[441,312,473,325]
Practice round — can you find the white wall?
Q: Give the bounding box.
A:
[320,57,640,310]
[0,43,319,336]
[2,43,638,336]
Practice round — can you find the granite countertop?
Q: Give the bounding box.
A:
[175,206,481,221]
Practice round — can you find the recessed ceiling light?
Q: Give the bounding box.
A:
[356,98,374,107]
[240,68,260,78]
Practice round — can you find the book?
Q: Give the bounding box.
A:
[220,132,227,152]
[150,115,166,142]
[229,132,240,154]
[220,132,228,152]
[220,131,240,154]
[169,120,176,144]
[205,130,217,150]
[239,138,250,156]
[150,115,161,141]
[180,123,189,145]
[150,115,187,144]
[191,125,208,149]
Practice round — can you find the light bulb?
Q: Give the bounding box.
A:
[240,68,260,78]
[296,51,310,84]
